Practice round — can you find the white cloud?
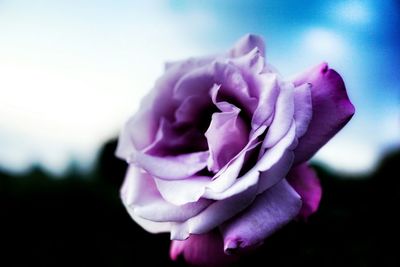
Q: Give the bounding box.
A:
[301,28,347,60]
[0,1,203,173]
[331,1,373,25]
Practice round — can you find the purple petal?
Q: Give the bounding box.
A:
[125,209,171,234]
[227,47,265,102]
[229,47,264,80]
[171,183,258,240]
[205,103,248,173]
[204,167,260,201]
[121,166,211,223]
[143,119,207,156]
[116,61,197,158]
[205,121,296,202]
[174,95,212,125]
[293,83,313,138]
[212,62,258,116]
[134,197,211,223]
[207,140,261,193]
[173,64,214,101]
[205,124,266,194]
[131,151,209,180]
[287,164,322,219]
[174,61,258,118]
[154,176,211,206]
[153,128,264,205]
[228,34,266,58]
[250,73,279,130]
[170,231,239,267]
[291,62,355,164]
[255,121,297,193]
[262,81,295,148]
[220,179,302,254]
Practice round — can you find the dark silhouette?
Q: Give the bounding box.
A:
[1,139,399,267]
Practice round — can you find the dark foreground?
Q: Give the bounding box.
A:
[1,140,399,267]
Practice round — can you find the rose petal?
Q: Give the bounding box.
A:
[287,163,322,219]
[229,47,265,84]
[205,121,295,200]
[205,124,266,194]
[250,73,279,130]
[121,166,211,223]
[205,103,248,173]
[204,167,260,201]
[207,141,261,193]
[143,119,207,156]
[153,144,262,206]
[170,183,258,240]
[173,64,214,101]
[130,151,209,180]
[154,125,265,205]
[262,81,295,148]
[291,62,355,164]
[220,179,302,254]
[228,34,266,58]
[175,61,258,117]
[116,61,198,158]
[293,83,313,138]
[154,176,211,206]
[255,121,297,194]
[174,95,213,125]
[212,62,258,116]
[223,47,266,114]
[125,208,171,234]
[170,231,239,267]
[134,198,211,223]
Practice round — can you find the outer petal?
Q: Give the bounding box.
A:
[293,83,313,138]
[121,166,211,223]
[228,34,266,58]
[229,47,264,83]
[262,81,295,148]
[292,62,355,164]
[250,73,279,130]
[154,176,211,206]
[255,121,298,194]
[220,179,302,254]
[170,231,239,267]
[170,183,258,240]
[130,151,209,180]
[287,163,322,219]
[125,208,171,234]
[116,61,193,158]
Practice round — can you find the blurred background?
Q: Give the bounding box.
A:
[1,0,399,266]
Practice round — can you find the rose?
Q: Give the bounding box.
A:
[116,34,354,266]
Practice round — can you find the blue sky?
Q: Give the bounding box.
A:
[0,0,399,174]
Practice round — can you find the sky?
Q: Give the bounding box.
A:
[0,0,399,175]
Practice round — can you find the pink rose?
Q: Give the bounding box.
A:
[116,34,354,266]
